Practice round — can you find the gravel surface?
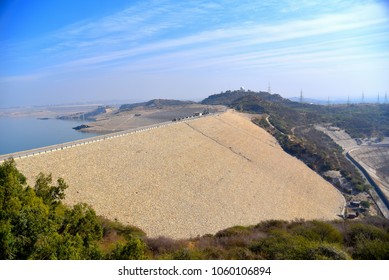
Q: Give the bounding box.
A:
[15,110,345,238]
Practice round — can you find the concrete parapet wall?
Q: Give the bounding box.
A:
[0,114,208,162]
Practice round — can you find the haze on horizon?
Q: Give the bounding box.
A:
[1,0,389,107]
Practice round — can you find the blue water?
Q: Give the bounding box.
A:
[0,117,101,155]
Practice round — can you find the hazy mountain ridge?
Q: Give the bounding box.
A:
[119,99,196,111]
[57,106,114,121]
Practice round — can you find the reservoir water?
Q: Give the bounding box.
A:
[0,117,101,155]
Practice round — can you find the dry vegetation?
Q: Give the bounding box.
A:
[15,110,345,238]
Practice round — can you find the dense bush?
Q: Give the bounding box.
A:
[1,159,388,260]
[0,159,145,260]
[249,233,349,260]
[108,235,147,260]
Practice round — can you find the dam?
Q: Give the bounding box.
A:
[13,110,345,238]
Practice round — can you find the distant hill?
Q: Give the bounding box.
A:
[204,90,314,124]
[230,95,267,113]
[57,106,113,121]
[120,99,196,111]
[201,90,287,106]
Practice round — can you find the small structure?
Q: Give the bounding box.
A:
[346,211,359,219]
[350,200,361,208]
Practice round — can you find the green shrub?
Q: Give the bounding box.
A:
[0,159,103,260]
[291,221,343,244]
[345,223,389,246]
[254,220,288,232]
[61,203,103,246]
[250,232,314,260]
[307,244,349,260]
[225,247,259,260]
[167,248,204,260]
[109,236,147,260]
[215,225,251,238]
[352,237,389,259]
[250,233,348,260]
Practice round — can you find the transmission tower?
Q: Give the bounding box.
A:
[299,89,303,103]
[361,91,365,104]
[267,82,271,94]
[347,95,350,105]
[378,92,380,104]
[385,91,388,103]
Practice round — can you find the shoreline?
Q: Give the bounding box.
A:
[0,114,213,162]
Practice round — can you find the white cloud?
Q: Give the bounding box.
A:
[38,2,386,74]
[2,0,388,99]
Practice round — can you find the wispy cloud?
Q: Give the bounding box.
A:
[1,0,388,93]
[17,4,389,71]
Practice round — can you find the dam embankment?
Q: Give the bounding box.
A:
[14,111,345,238]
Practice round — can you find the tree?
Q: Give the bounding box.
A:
[360,201,370,209]
[61,203,103,247]
[0,159,103,259]
[0,159,26,217]
[0,159,52,259]
[34,173,68,206]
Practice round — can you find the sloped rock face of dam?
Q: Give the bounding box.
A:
[16,110,345,238]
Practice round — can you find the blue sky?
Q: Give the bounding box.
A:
[1,0,389,107]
